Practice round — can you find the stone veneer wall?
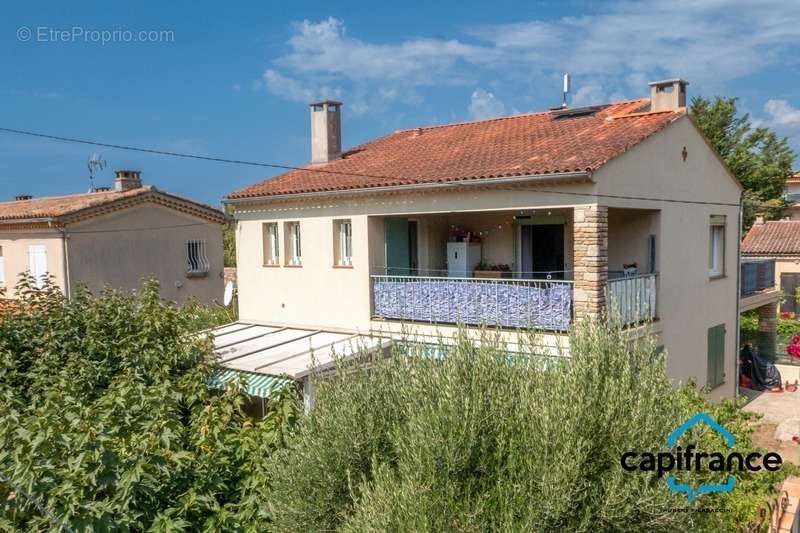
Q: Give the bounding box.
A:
[573,205,608,319]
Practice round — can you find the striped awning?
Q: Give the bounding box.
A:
[209,368,294,398]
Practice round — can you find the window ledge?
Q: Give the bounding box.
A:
[333,264,354,269]
[284,264,303,268]
[262,263,281,268]
[186,271,209,279]
[709,274,727,281]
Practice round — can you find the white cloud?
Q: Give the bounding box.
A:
[468,89,506,119]
[256,4,800,119]
[569,84,607,108]
[764,99,800,126]
[279,17,487,84]
[262,69,342,104]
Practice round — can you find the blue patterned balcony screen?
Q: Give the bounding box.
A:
[372,276,573,331]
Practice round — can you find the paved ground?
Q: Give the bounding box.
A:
[741,387,800,465]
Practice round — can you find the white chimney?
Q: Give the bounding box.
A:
[310,100,342,164]
[648,79,688,112]
[114,170,142,191]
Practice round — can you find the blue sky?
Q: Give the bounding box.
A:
[2,0,800,206]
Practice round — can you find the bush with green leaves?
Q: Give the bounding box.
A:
[0,276,299,532]
[266,321,792,532]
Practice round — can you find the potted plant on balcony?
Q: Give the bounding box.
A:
[473,262,512,279]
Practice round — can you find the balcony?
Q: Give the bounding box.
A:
[741,258,775,297]
[371,272,658,331]
[372,275,573,330]
[370,205,659,331]
[607,272,658,325]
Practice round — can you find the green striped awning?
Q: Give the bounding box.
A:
[209,368,294,399]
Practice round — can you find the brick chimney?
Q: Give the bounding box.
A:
[114,170,142,191]
[648,79,688,112]
[310,100,342,163]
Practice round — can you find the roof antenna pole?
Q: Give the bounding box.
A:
[562,73,570,109]
[87,153,106,192]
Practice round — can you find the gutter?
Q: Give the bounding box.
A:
[222,171,593,206]
[51,222,71,300]
[0,216,55,226]
[734,191,743,400]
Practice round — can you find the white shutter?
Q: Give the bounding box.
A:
[28,245,47,288]
[0,246,5,285]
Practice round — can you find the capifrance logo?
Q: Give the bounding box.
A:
[620,412,783,502]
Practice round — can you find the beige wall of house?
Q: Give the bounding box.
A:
[234,186,597,332]
[774,258,800,282]
[65,203,224,304]
[0,229,66,295]
[595,115,741,400]
[232,115,742,400]
[607,209,659,273]
[784,207,800,221]
[770,258,800,308]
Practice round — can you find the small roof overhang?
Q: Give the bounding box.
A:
[207,322,391,396]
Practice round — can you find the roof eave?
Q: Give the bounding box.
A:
[223,171,593,206]
[0,216,57,226]
[57,190,229,226]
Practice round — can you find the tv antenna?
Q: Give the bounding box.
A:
[87,153,106,192]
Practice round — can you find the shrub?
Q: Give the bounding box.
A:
[180,298,238,332]
[266,319,794,532]
[266,322,694,531]
[740,310,758,342]
[0,276,298,532]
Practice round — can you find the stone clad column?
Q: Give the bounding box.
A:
[757,302,778,362]
[573,205,608,320]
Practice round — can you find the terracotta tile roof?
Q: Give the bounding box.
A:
[742,220,800,255]
[0,187,153,221]
[0,186,227,224]
[228,99,685,200]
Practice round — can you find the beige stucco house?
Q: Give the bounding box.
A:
[0,170,227,304]
[221,79,747,401]
[783,172,800,220]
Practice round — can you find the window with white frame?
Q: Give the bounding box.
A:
[709,215,726,277]
[263,223,280,265]
[334,219,353,266]
[27,244,47,289]
[187,240,210,274]
[0,246,4,286]
[284,221,302,265]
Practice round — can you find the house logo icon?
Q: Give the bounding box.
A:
[621,412,782,501]
[665,412,736,502]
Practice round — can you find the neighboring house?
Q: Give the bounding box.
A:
[0,170,227,304]
[743,219,800,316]
[221,79,745,401]
[784,172,800,220]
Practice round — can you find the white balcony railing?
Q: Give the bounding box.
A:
[371,275,573,331]
[606,273,657,326]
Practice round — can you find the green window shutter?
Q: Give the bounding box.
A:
[707,324,726,388]
[384,218,410,276]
